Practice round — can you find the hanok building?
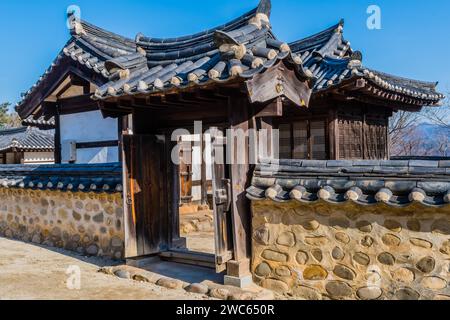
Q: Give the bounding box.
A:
[0,126,54,165]
[15,0,445,286]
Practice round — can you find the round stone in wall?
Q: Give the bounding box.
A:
[384,220,402,233]
[335,232,350,245]
[277,232,296,247]
[332,246,345,261]
[262,250,288,263]
[382,234,401,247]
[333,264,356,281]
[276,266,292,277]
[292,285,322,300]
[353,252,370,266]
[72,211,82,221]
[329,217,350,230]
[356,220,373,233]
[357,286,382,300]
[325,281,353,299]
[32,234,42,244]
[254,226,270,245]
[361,236,374,248]
[301,219,320,231]
[395,288,420,300]
[111,236,123,248]
[305,236,329,246]
[255,262,272,277]
[93,213,104,223]
[407,219,421,232]
[377,252,396,266]
[416,256,436,273]
[431,219,450,235]
[392,267,415,283]
[311,249,323,262]
[410,238,432,249]
[296,251,309,265]
[303,265,328,280]
[421,276,447,290]
[86,244,99,256]
[440,240,450,255]
[262,279,289,294]
[75,201,84,210]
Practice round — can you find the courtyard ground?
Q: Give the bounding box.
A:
[0,237,210,300]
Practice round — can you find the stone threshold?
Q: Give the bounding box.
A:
[98,265,274,300]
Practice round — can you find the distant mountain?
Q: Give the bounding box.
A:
[406,123,449,157]
[416,123,449,137]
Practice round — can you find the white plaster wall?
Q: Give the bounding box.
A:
[24,151,54,164]
[60,110,119,164]
[76,147,119,164]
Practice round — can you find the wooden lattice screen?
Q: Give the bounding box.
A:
[310,121,327,160]
[339,115,363,159]
[338,110,388,160]
[293,121,308,159]
[365,115,388,159]
[277,120,327,160]
[279,124,292,159]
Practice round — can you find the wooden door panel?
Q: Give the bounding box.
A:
[123,134,168,258]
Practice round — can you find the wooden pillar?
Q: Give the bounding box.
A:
[54,104,62,164]
[328,107,338,160]
[225,93,253,286]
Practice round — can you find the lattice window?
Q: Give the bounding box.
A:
[339,117,363,160]
[338,111,388,160]
[365,116,387,159]
[279,124,292,159]
[293,121,308,159]
[277,120,328,160]
[310,121,327,160]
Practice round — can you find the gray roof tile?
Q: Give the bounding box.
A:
[0,127,54,152]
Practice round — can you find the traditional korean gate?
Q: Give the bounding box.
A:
[122,134,169,258]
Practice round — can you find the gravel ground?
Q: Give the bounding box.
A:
[0,237,211,300]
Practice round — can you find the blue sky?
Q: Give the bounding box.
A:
[0,0,449,109]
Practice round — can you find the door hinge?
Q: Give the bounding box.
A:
[215,179,232,211]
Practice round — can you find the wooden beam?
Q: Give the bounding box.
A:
[18,57,105,118]
[254,97,283,118]
[57,94,98,114]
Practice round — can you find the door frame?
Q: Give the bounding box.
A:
[123,127,234,272]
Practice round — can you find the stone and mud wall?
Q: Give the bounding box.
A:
[0,188,124,259]
[251,200,450,300]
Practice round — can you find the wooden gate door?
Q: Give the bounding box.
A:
[210,128,234,272]
[122,134,169,258]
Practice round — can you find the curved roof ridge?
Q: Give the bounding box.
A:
[68,9,135,47]
[289,20,345,52]
[369,69,439,89]
[0,126,28,135]
[79,20,136,46]
[136,8,257,45]
[135,0,271,46]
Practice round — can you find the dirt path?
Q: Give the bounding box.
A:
[0,237,210,300]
